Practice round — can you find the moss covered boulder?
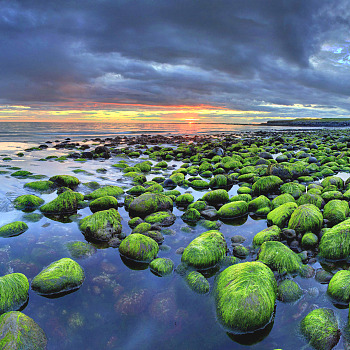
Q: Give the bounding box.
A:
[217,201,248,219]
[288,204,323,235]
[119,233,159,262]
[257,241,302,274]
[181,230,227,269]
[277,279,302,302]
[40,191,83,215]
[252,176,283,196]
[327,270,350,305]
[319,218,350,260]
[301,232,319,249]
[0,273,29,314]
[267,202,297,228]
[209,174,229,189]
[80,208,122,242]
[144,211,176,226]
[13,195,44,211]
[323,200,349,227]
[214,262,276,333]
[185,271,210,294]
[297,192,324,209]
[175,193,194,207]
[0,311,47,349]
[149,258,174,276]
[321,176,344,190]
[253,225,281,247]
[129,193,173,218]
[89,195,119,213]
[0,222,28,238]
[49,174,80,189]
[31,258,85,296]
[65,241,97,259]
[248,195,271,216]
[202,189,229,205]
[271,193,295,209]
[85,185,124,200]
[181,208,201,222]
[300,308,340,350]
[24,180,55,192]
[280,182,305,199]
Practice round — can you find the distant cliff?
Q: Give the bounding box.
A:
[263,118,350,127]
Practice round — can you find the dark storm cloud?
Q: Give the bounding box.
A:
[1,0,350,118]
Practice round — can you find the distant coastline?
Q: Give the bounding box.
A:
[261,117,350,127]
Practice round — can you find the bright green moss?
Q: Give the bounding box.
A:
[119,233,159,262]
[257,241,302,274]
[185,271,209,294]
[202,189,229,205]
[169,172,184,185]
[277,279,302,302]
[49,175,80,188]
[319,218,350,260]
[181,208,201,222]
[191,179,210,189]
[217,201,248,219]
[65,241,97,259]
[126,185,146,196]
[149,258,174,276]
[84,185,124,200]
[288,204,323,235]
[327,270,350,305]
[132,222,151,234]
[31,258,85,296]
[271,193,295,209]
[40,191,83,215]
[237,186,252,195]
[253,225,281,247]
[209,174,229,189]
[129,193,173,218]
[0,273,29,314]
[13,195,44,211]
[280,182,305,199]
[11,171,32,178]
[300,308,340,350]
[143,182,164,193]
[321,176,344,190]
[230,194,252,203]
[80,208,122,242]
[267,202,298,228]
[0,311,47,349]
[214,262,276,333]
[323,200,349,226]
[181,230,226,269]
[321,190,343,202]
[188,200,207,211]
[89,196,119,213]
[144,211,176,226]
[252,175,283,196]
[0,221,28,237]
[248,195,271,215]
[24,180,55,192]
[175,193,194,206]
[297,192,324,209]
[302,232,319,249]
[135,161,152,172]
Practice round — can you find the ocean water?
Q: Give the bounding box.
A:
[0,122,347,350]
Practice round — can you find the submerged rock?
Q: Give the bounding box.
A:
[185,271,209,294]
[31,258,85,296]
[0,311,47,349]
[65,241,97,259]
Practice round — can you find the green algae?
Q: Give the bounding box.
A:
[128,193,173,218]
[119,233,159,262]
[11,171,32,178]
[301,232,319,249]
[277,279,302,302]
[217,201,248,219]
[252,175,283,196]
[49,174,80,188]
[248,195,271,216]
[84,185,124,200]
[65,241,97,259]
[89,195,119,213]
[288,204,323,235]
[0,311,47,350]
[202,189,229,205]
[323,199,349,226]
[31,258,85,296]
[214,261,276,333]
[13,195,44,211]
[0,222,28,238]
[327,270,350,305]
[267,202,298,228]
[24,180,55,192]
[181,208,201,222]
[175,193,194,206]
[297,192,324,209]
[188,200,207,211]
[144,211,176,226]
[185,271,209,294]
[271,193,295,209]
[40,191,83,215]
[80,208,122,242]
[253,225,281,247]
[0,274,29,314]
[149,258,174,276]
[181,230,226,269]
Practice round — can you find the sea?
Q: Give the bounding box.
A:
[0,121,347,350]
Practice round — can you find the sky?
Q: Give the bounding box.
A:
[1,0,350,123]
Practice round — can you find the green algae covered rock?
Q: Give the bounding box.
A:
[181,230,227,269]
[181,208,201,222]
[271,193,295,209]
[277,279,302,302]
[0,273,29,314]
[13,195,44,211]
[80,208,122,242]
[280,182,305,199]
[65,241,97,259]
[149,258,174,276]
[132,222,151,234]
[214,261,276,333]
[169,172,185,185]
[40,191,83,215]
[202,189,229,205]
[175,193,194,207]
[300,308,340,350]
[257,241,302,274]
[252,175,283,196]
[327,270,350,305]
[191,179,210,190]
[319,218,350,260]
[267,202,298,228]
[288,204,323,235]
[0,311,47,349]
[49,174,80,188]
[297,192,324,209]
[31,258,84,296]
[230,194,252,203]
[209,174,229,189]
[253,225,281,247]
[217,201,248,219]
[248,195,271,216]
[188,200,207,211]
[185,271,209,294]
[84,185,124,200]
[128,193,173,218]
[89,195,119,213]
[323,199,349,227]
[24,180,55,192]
[144,211,176,226]
[119,233,159,262]
[301,232,319,249]
[321,176,344,190]
[0,221,28,237]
